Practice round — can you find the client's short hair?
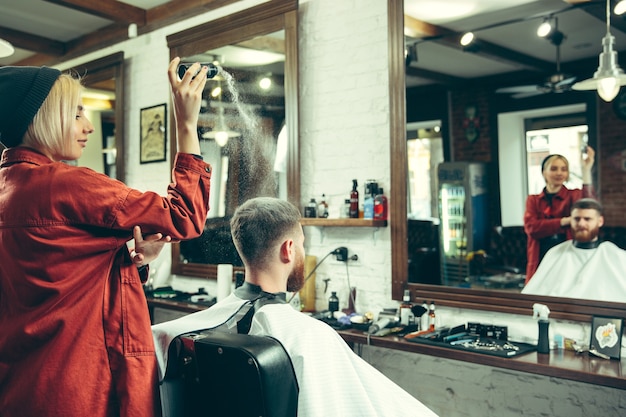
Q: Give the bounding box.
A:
[230,197,301,267]
[571,198,603,215]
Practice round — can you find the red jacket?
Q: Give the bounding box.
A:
[523,184,594,283]
[0,148,211,417]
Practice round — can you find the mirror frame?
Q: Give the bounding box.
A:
[388,0,626,322]
[167,0,300,279]
[64,52,126,183]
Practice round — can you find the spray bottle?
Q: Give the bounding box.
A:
[532,303,551,354]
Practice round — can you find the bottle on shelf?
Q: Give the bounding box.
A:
[363,180,377,220]
[317,194,329,218]
[428,300,436,331]
[304,198,317,218]
[373,187,388,220]
[420,300,429,331]
[328,291,339,313]
[341,199,351,218]
[349,179,359,218]
[399,289,413,326]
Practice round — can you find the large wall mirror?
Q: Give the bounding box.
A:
[168,0,299,279]
[63,53,125,182]
[389,0,626,321]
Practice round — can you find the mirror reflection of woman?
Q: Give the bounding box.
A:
[523,147,595,283]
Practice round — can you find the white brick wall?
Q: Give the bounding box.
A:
[54,0,625,414]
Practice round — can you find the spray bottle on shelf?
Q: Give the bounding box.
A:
[533,303,551,354]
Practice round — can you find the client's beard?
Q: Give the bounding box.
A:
[286,252,305,293]
[573,225,600,242]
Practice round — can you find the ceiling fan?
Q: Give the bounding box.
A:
[496,19,576,99]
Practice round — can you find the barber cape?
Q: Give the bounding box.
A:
[152,283,438,417]
[522,240,626,303]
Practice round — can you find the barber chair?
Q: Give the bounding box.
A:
[407,219,441,285]
[159,299,298,417]
[477,226,527,289]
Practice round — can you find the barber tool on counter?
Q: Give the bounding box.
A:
[532,303,551,354]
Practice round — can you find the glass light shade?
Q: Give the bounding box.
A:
[615,0,626,15]
[214,131,229,147]
[0,38,14,58]
[598,76,620,101]
[572,33,626,102]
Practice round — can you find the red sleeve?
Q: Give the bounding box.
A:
[523,194,565,239]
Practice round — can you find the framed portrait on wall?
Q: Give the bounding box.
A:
[140,103,167,164]
[589,316,623,360]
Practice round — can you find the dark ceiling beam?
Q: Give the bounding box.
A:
[13,0,240,67]
[43,0,147,25]
[406,66,466,85]
[0,26,65,56]
[579,0,626,35]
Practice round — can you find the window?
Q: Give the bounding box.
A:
[497,103,587,226]
[407,120,444,220]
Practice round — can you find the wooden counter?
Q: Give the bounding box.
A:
[337,329,626,390]
[147,298,625,390]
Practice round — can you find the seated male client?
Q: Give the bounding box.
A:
[522,198,626,303]
[152,197,438,417]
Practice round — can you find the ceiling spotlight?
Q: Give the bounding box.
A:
[259,76,272,90]
[537,19,553,38]
[210,86,222,98]
[539,17,565,46]
[460,32,475,47]
[573,0,626,102]
[615,0,626,15]
[0,38,15,58]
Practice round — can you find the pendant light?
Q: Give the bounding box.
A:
[201,78,240,147]
[202,105,240,147]
[0,38,14,58]
[572,0,626,102]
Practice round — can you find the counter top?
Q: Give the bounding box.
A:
[337,329,625,390]
[147,297,625,390]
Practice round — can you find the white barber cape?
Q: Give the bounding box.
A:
[152,289,438,417]
[522,240,626,303]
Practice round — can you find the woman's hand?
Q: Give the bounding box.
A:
[582,145,595,170]
[130,225,172,267]
[581,145,595,184]
[167,57,208,155]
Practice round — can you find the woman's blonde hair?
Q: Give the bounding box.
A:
[22,73,83,157]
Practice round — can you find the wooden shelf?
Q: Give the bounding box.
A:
[300,218,387,227]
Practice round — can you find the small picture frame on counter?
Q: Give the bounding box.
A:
[589,316,623,360]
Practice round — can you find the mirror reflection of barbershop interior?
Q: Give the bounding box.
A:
[2,0,625,415]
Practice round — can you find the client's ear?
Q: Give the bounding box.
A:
[279,239,295,264]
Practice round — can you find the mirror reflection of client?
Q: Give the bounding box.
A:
[522,198,626,303]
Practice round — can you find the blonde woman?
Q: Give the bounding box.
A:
[0,59,212,417]
[523,149,595,283]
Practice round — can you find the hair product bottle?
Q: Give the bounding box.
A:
[428,300,436,331]
[373,187,388,220]
[399,289,413,326]
[349,179,359,218]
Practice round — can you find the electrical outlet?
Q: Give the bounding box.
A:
[334,247,348,262]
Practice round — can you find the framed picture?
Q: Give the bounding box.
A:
[140,103,167,164]
[589,316,623,360]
